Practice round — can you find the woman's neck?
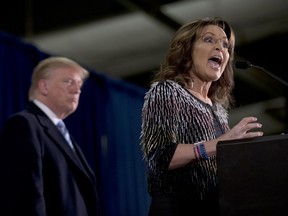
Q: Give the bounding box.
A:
[186,88,212,106]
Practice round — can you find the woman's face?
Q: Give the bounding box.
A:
[191,24,230,82]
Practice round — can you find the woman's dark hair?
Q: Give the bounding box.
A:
[152,17,235,108]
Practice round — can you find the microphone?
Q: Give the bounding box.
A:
[235,61,253,70]
[235,60,288,88]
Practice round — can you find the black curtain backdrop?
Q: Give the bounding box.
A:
[0,31,150,216]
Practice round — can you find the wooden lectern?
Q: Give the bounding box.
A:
[217,134,288,216]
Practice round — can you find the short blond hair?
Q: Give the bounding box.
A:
[28,57,89,100]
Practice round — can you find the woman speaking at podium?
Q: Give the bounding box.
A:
[140,17,263,216]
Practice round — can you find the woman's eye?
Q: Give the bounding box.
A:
[222,41,229,49]
[204,36,214,43]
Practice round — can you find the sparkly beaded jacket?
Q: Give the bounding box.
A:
[140,80,230,200]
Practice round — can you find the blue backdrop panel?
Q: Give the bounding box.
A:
[0,31,150,216]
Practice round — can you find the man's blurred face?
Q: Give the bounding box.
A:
[42,66,84,119]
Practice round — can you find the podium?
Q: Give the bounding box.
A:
[217,134,288,216]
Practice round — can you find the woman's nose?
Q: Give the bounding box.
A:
[215,41,224,50]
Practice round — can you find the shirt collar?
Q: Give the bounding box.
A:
[33,99,61,125]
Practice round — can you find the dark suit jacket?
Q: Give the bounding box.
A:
[0,102,100,216]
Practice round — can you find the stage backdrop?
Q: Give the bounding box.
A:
[0,30,150,216]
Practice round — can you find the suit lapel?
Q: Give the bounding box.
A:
[27,102,94,180]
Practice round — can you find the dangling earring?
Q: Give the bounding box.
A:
[188,79,194,90]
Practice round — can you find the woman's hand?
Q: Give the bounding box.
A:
[220,116,263,141]
[170,117,263,169]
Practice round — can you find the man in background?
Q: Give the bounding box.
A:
[0,56,101,216]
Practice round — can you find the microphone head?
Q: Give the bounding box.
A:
[235,61,253,69]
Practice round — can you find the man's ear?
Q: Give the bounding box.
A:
[38,79,48,95]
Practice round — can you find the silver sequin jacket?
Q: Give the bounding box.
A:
[140,80,230,200]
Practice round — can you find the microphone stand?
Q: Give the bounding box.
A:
[235,60,288,93]
[248,64,288,88]
[235,60,288,134]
